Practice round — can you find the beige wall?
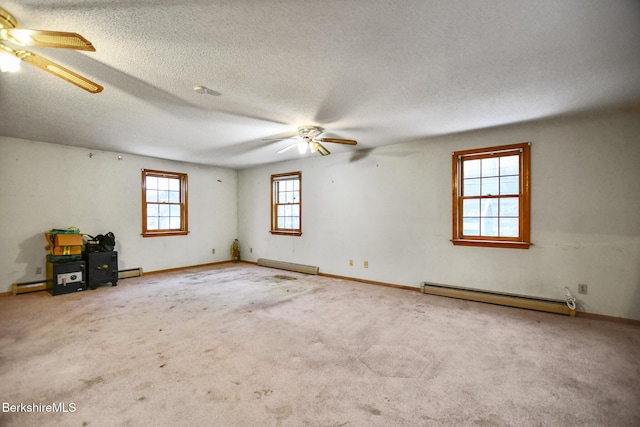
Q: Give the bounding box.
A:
[2,108,638,319]
[0,138,238,290]
[238,109,640,319]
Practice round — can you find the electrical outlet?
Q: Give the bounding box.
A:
[212,248,215,254]
[364,261,369,268]
[578,284,588,294]
[250,248,253,253]
[36,267,42,275]
[349,259,353,266]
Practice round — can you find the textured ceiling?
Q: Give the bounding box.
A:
[1,0,639,168]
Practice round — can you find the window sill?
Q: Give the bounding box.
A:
[270,230,302,236]
[451,239,531,249]
[142,231,189,238]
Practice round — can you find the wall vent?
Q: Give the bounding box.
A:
[257,258,319,275]
[421,282,576,316]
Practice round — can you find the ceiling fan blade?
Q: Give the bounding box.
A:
[4,29,96,51]
[10,47,103,93]
[276,142,298,154]
[262,135,298,141]
[320,137,357,145]
[316,143,330,156]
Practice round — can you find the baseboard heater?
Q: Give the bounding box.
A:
[12,267,144,295]
[256,258,319,275]
[421,282,576,316]
[118,267,143,279]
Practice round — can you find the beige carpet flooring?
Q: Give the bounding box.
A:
[0,262,639,426]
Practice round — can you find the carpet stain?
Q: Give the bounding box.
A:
[134,381,153,391]
[360,404,381,415]
[266,404,293,420]
[81,376,105,387]
[273,275,297,281]
[254,389,273,399]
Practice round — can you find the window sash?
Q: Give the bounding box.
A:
[142,169,188,237]
[271,172,302,235]
[452,143,530,249]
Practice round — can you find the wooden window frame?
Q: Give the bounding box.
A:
[452,142,531,249]
[270,171,302,236]
[141,169,188,237]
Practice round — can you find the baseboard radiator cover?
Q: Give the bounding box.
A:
[256,258,319,275]
[421,282,576,316]
[12,268,143,295]
[118,267,143,279]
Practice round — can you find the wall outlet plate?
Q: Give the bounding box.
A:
[578,284,588,294]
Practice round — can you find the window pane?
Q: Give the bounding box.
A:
[500,197,519,217]
[284,217,292,229]
[277,205,285,216]
[500,175,519,195]
[463,159,481,179]
[169,217,181,229]
[147,204,159,216]
[147,217,158,230]
[463,178,480,197]
[146,189,158,203]
[168,178,180,191]
[481,177,499,196]
[169,191,180,203]
[170,204,181,216]
[481,199,498,217]
[481,217,499,236]
[291,204,300,217]
[293,180,299,191]
[159,204,170,217]
[284,205,291,216]
[500,155,519,176]
[158,190,169,203]
[463,217,480,236]
[159,217,170,229]
[146,176,158,190]
[482,157,499,177]
[462,199,480,217]
[158,177,169,190]
[278,218,284,228]
[500,218,519,237]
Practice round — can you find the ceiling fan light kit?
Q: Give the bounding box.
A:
[272,125,358,158]
[0,6,103,93]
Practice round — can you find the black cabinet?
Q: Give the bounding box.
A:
[84,251,118,289]
[46,260,86,296]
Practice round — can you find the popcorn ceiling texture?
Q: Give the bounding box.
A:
[0,0,639,168]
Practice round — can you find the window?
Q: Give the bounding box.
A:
[142,169,188,237]
[271,172,302,236]
[452,142,530,249]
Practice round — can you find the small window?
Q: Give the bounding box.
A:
[452,143,530,249]
[271,172,302,236]
[142,169,188,237]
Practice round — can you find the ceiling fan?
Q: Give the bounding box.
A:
[272,126,357,156]
[0,6,103,93]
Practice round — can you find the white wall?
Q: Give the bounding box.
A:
[0,137,238,292]
[238,109,640,320]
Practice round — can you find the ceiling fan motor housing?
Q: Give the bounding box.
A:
[298,125,323,140]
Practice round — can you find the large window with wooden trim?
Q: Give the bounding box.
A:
[452,142,531,249]
[271,172,302,236]
[142,169,188,237]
